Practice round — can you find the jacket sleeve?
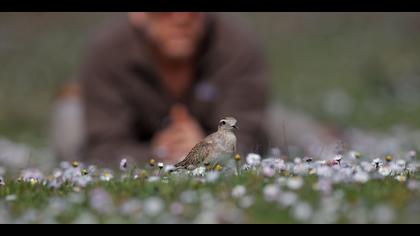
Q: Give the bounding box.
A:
[80,39,151,167]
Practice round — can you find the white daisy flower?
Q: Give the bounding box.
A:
[132,169,142,179]
[270,147,281,158]
[192,167,206,176]
[294,157,302,164]
[316,160,327,166]
[287,177,304,190]
[246,153,261,167]
[90,188,114,214]
[72,211,98,224]
[313,179,333,195]
[88,165,98,175]
[75,175,93,187]
[371,158,383,169]
[349,151,361,160]
[241,164,252,171]
[395,175,407,182]
[231,185,246,198]
[60,161,71,170]
[261,158,284,170]
[408,150,417,160]
[407,163,418,175]
[407,180,420,191]
[371,205,395,224]
[5,194,17,202]
[164,165,176,173]
[119,158,128,172]
[143,197,164,217]
[378,166,391,176]
[0,176,5,187]
[120,199,142,216]
[120,173,129,181]
[48,179,62,189]
[238,195,255,209]
[67,193,85,205]
[334,154,343,164]
[20,168,44,182]
[278,191,298,207]
[396,160,406,169]
[276,177,287,186]
[317,166,333,177]
[62,167,79,182]
[194,210,218,224]
[292,202,313,221]
[262,166,276,177]
[293,163,309,175]
[161,176,169,184]
[148,176,160,183]
[100,169,114,182]
[52,169,63,179]
[205,171,220,183]
[303,157,313,163]
[390,162,404,174]
[353,171,369,183]
[361,161,374,172]
[308,168,317,175]
[263,184,280,202]
[170,202,184,216]
[180,190,198,204]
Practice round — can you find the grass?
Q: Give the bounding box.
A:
[1,171,419,223]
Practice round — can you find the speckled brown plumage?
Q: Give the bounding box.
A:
[175,117,238,170]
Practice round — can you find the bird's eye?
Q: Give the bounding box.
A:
[220,121,226,125]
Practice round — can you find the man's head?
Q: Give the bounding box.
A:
[129,12,206,61]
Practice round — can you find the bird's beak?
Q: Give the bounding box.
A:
[233,125,239,130]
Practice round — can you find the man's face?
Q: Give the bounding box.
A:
[130,12,206,61]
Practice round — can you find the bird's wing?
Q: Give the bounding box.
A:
[175,141,212,169]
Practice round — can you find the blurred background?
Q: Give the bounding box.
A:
[1,12,420,169]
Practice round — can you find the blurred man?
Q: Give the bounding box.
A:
[50,81,86,162]
[77,13,269,166]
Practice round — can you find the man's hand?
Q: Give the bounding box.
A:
[151,104,205,164]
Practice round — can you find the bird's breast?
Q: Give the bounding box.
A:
[214,132,237,153]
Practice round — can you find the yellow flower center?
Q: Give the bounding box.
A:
[72,161,80,168]
[82,169,89,176]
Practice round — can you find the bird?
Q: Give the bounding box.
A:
[174,117,238,170]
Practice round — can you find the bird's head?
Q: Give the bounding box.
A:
[218,117,238,132]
